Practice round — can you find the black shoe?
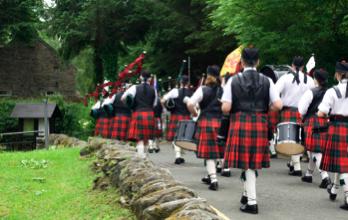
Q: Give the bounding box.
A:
[319,177,331,189]
[154,148,160,153]
[216,167,222,173]
[340,199,348,210]
[271,154,278,159]
[240,204,258,214]
[327,183,337,201]
[221,170,231,177]
[148,149,154,153]
[240,195,248,205]
[301,175,313,183]
[287,162,294,172]
[289,170,302,176]
[201,176,211,185]
[209,181,218,191]
[175,157,185,164]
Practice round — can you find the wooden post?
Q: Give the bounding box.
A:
[44,98,49,148]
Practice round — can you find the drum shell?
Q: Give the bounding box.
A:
[174,120,197,151]
[276,122,304,156]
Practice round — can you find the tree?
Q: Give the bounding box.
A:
[209,0,348,70]
[0,0,43,44]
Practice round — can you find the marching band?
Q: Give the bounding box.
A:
[90,49,348,214]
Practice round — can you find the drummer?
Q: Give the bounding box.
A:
[275,56,315,176]
[187,65,224,191]
[318,61,348,210]
[298,69,331,188]
[221,48,282,214]
[162,75,193,164]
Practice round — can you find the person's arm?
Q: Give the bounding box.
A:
[318,89,334,117]
[121,85,136,102]
[274,76,285,97]
[221,77,233,114]
[298,90,313,117]
[187,87,203,117]
[161,88,178,104]
[269,79,282,111]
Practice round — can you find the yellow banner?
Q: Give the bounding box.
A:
[220,46,243,76]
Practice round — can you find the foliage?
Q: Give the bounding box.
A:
[49,95,95,141]
[0,99,17,134]
[0,148,134,219]
[0,0,43,44]
[208,0,348,72]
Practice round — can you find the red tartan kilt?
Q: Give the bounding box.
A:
[95,117,111,138]
[195,117,224,159]
[166,114,191,141]
[154,117,162,138]
[128,110,155,141]
[268,111,279,132]
[110,114,131,141]
[224,112,270,170]
[321,122,348,173]
[303,116,328,153]
[279,107,302,124]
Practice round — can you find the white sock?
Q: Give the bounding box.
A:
[216,159,222,169]
[306,151,315,176]
[206,159,217,182]
[311,152,328,179]
[136,141,146,158]
[173,142,182,158]
[291,154,302,171]
[148,140,154,149]
[331,173,340,194]
[341,173,348,195]
[269,138,276,155]
[243,180,247,197]
[245,169,257,205]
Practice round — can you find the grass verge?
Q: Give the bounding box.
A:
[0,148,134,220]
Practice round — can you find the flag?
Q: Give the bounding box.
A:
[220,45,243,77]
[306,55,315,74]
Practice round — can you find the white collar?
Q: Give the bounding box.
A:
[243,67,257,71]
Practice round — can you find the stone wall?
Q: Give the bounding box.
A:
[80,137,229,220]
[0,39,77,99]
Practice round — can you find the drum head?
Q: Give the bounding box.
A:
[276,143,304,156]
[175,141,197,151]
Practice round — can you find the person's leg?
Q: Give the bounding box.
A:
[340,173,348,210]
[173,142,184,164]
[206,159,218,190]
[240,169,258,214]
[136,140,146,158]
[302,151,314,183]
[289,154,302,176]
[148,140,154,153]
[154,138,160,153]
[311,152,331,188]
[328,173,340,201]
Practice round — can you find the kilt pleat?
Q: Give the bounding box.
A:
[110,114,131,141]
[166,114,191,141]
[279,107,302,124]
[195,117,224,159]
[321,122,348,173]
[154,117,162,138]
[95,117,111,138]
[128,110,155,141]
[303,116,328,153]
[224,112,270,170]
[268,111,279,132]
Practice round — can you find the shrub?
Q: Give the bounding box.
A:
[0,99,18,134]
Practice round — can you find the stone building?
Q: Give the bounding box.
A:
[0,39,77,99]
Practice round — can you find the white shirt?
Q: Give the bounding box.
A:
[318,80,348,116]
[188,87,204,105]
[275,71,315,108]
[163,88,179,101]
[298,89,314,116]
[101,94,116,106]
[92,100,101,110]
[221,68,280,104]
[121,83,157,107]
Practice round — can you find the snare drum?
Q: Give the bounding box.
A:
[276,122,304,156]
[174,120,197,151]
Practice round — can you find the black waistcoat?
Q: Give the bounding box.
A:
[199,85,222,118]
[113,92,131,115]
[134,83,155,111]
[305,87,327,118]
[231,70,270,113]
[173,88,193,115]
[154,99,163,117]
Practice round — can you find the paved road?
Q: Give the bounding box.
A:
[148,142,347,220]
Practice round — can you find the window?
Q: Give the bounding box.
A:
[0,91,12,97]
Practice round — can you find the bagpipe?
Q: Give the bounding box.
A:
[86,52,146,118]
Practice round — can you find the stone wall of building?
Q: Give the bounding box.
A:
[0,39,77,99]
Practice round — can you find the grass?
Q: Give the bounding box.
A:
[0,148,134,220]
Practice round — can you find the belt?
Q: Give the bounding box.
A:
[330,115,348,123]
[282,106,298,111]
